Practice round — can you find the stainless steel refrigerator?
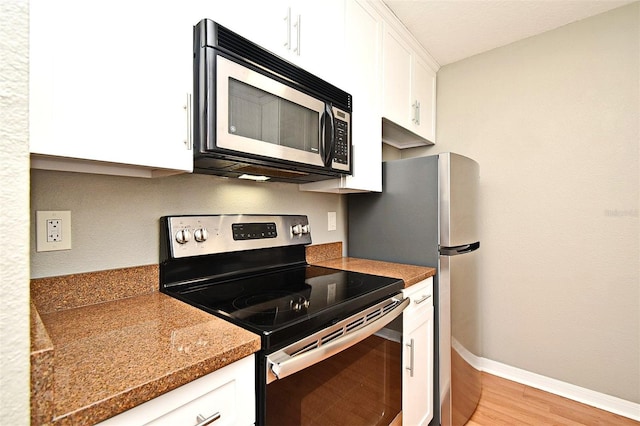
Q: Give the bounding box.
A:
[348,153,481,426]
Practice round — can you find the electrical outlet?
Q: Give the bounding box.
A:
[47,219,62,242]
[36,211,72,252]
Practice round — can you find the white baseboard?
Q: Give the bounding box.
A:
[480,358,640,422]
[451,339,640,421]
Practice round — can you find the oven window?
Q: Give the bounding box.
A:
[266,335,401,426]
[228,79,320,153]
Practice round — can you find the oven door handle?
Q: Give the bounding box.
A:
[266,295,409,383]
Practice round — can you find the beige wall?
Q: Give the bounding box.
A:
[0,0,30,423]
[30,171,347,278]
[406,3,639,403]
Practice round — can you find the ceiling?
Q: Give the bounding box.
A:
[382,0,636,66]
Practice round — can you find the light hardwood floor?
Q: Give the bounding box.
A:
[466,372,640,425]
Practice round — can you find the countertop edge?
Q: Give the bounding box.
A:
[31,302,55,425]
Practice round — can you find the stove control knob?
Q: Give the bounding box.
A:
[175,229,191,244]
[292,224,303,235]
[194,228,209,242]
[301,224,310,234]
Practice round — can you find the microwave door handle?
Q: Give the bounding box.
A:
[320,103,335,167]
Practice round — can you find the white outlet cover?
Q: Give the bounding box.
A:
[328,211,337,231]
[36,210,72,252]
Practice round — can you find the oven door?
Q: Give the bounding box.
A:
[264,295,409,426]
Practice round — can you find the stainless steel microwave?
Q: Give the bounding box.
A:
[193,19,352,183]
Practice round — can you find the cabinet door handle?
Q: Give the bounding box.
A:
[195,412,221,426]
[293,14,301,56]
[413,100,421,125]
[185,93,192,150]
[406,338,415,377]
[414,294,431,305]
[284,8,291,50]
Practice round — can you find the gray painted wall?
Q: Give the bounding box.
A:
[30,171,347,278]
[405,2,639,403]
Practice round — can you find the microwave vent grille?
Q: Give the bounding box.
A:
[216,25,351,112]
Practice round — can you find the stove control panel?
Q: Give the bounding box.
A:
[163,214,311,258]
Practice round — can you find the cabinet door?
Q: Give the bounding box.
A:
[232,0,290,58]
[237,0,344,85]
[404,303,434,426]
[382,25,412,128]
[299,0,382,193]
[30,0,193,176]
[292,0,345,83]
[402,278,434,426]
[412,56,436,142]
[381,14,437,148]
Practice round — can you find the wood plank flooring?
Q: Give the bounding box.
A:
[466,372,640,425]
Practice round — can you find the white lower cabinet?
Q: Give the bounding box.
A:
[97,355,255,426]
[402,278,434,426]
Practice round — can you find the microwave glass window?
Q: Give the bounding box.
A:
[229,79,319,153]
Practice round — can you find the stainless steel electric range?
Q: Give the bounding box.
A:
[160,215,408,425]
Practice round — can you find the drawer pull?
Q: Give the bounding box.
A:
[196,412,221,426]
[414,294,431,305]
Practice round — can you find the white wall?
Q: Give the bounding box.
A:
[30,171,347,278]
[0,0,30,423]
[406,3,639,403]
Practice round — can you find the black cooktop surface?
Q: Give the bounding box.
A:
[164,265,403,351]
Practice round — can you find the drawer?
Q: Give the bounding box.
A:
[98,355,255,426]
[403,277,433,316]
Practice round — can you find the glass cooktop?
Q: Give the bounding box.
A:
[165,265,403,351]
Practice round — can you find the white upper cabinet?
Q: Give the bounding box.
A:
[303,0,440,192]
[412,56,437,143]
[234,0,345,86]
[381,19,438,148]
[300,0,383,193]
[29,0,437,183]
[30,0,194,177]
[383,27,413,129]
[29,0,346,178]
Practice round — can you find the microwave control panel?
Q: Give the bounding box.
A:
[333,114,350,166]
[333,119,349,165]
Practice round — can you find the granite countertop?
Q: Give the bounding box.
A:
[30,242,435,425]
[30,265,261,425]
[306,242,436,287]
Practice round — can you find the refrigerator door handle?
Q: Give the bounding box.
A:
[439,241,480,256]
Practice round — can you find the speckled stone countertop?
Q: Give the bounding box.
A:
[306,242,436,286]
[30,265,261,425]
[30,243,435,425]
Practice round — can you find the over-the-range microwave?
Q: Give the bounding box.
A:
[193,19,352,183]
